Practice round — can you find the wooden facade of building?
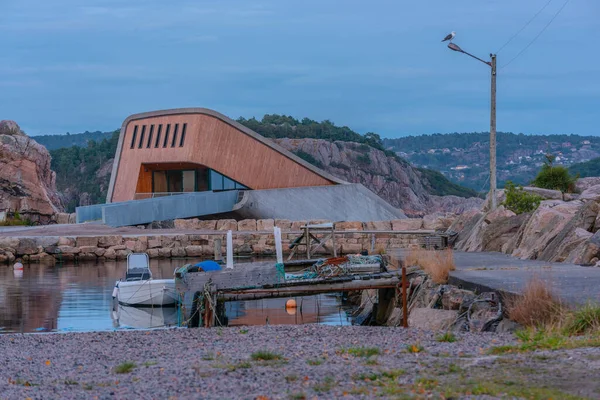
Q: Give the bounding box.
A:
[106,108,345,203]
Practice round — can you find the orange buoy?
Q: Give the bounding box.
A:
[285,299,297,309]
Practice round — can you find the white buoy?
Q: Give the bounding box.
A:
[274,226,283,265]
[13,261,23,271]
[226,230,234,269]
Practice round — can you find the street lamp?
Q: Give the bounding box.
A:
[447,42,497,210]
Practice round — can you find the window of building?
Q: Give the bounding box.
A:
[149,167,245,195]
[209,169,247,191]
[171,124,179,148]
[179,123,187,147]
[147,125,154,148]
[154,125,162,148]
[163,124,171,148]
[138,125,146,149]
[130,126,138,149]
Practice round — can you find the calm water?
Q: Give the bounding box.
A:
[0,258,354,334]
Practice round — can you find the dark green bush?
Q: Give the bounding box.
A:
[503,181,542,214]
[531,155,578,193]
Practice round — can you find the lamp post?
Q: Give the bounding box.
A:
[447,43,497,210]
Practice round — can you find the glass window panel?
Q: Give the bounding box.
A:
[210,170,223,191]
[138,125,146,148]
[155,125,162,148]
[179,123,187,147]
[163,124,171,148]
[182,171,195,192]
[147,125,154,148]
[153,171,167,193]
[167,170,183,192]
[196,168,209,191]
[171,124,179,147]
[223,176,235,190]
[130,126,138,149]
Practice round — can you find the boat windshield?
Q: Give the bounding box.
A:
[126,253,152,281]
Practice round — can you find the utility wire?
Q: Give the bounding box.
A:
[501,0,571,70]
[496,0,554,54]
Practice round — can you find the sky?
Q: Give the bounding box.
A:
[1,0,598,137]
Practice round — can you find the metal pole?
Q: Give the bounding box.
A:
[402,262,408,328]
[490,54,497,210]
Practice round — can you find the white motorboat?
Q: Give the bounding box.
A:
[112,253,179,307]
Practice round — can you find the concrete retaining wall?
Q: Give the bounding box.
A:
[0,217,436,265]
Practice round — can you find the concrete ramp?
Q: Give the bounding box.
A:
[232,184,406,221]
[77,191,239,227]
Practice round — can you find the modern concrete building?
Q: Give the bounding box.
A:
[106,108,345,203]
[78,108,405,226]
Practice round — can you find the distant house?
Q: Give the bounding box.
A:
[583,140,591,145]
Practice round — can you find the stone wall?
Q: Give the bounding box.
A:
[0,217,444,264]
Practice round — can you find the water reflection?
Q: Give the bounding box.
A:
[0,259,355,333]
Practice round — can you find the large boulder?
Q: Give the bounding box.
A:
[0,121,63,216]
[576,177,600,192]
[538,200,599,262]
[511,200,583,260]
[522,186,563,200]
[579,185,600,202]
[408,308,457,331]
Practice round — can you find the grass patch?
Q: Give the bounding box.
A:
[142,361,157,367]
[415,377,439,390]
[343,346,381,358]
[114,361,136,374]
[285,374,298,382]
[363,358,379,366]
[563,302,600,335]
[239,328,249,334]
[250,350,282,361]
[405,343,424,354]
[64,379,79,385]
[306,358,324,366]
[83,384,93,390]
[201,352,215,361]
[506,275,563,327]
[312,376,335,393]
[436,332,457,343]
[405,248,455,284]
[288,393,306,400]
[381,369,405,379]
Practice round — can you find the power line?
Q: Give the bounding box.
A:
[496,0,554,54]
[501,0,571,70]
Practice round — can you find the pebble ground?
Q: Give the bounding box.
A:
[1,325,598,399]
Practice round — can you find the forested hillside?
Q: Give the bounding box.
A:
[570,157,600,178]
[384,132,600,190]
[43,115,479,212]
[50,131,118,211]
[34,131,114,150]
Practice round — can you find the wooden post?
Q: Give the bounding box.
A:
[214,238,222,262]
[402,262,408,328]
[305,226,310,259]
[331,226,337,257]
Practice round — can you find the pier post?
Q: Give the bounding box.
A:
[214,238,223,262]
[226,230,234,269]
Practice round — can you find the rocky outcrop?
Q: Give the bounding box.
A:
[454,182,600,264]
[274,138,482,217]
[0,120,63,217]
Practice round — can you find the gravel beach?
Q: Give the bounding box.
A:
[1,325,598,399]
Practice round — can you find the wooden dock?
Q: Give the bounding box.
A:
[175,256,405,327]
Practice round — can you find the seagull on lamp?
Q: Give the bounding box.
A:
[441,31,456,42]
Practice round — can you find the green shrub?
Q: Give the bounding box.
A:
[355,154,371,165]
[503,181,542,214]
[531,155,578,193]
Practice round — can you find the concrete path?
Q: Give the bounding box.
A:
[392,249,600,305]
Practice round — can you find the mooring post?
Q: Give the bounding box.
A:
[402,261,408,328]
[214,238,223,262]
[226,230,234,269]
[274,226,283,265]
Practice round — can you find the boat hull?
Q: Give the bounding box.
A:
[116,279,178,306]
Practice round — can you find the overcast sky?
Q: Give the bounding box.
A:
[1,0,597,137]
